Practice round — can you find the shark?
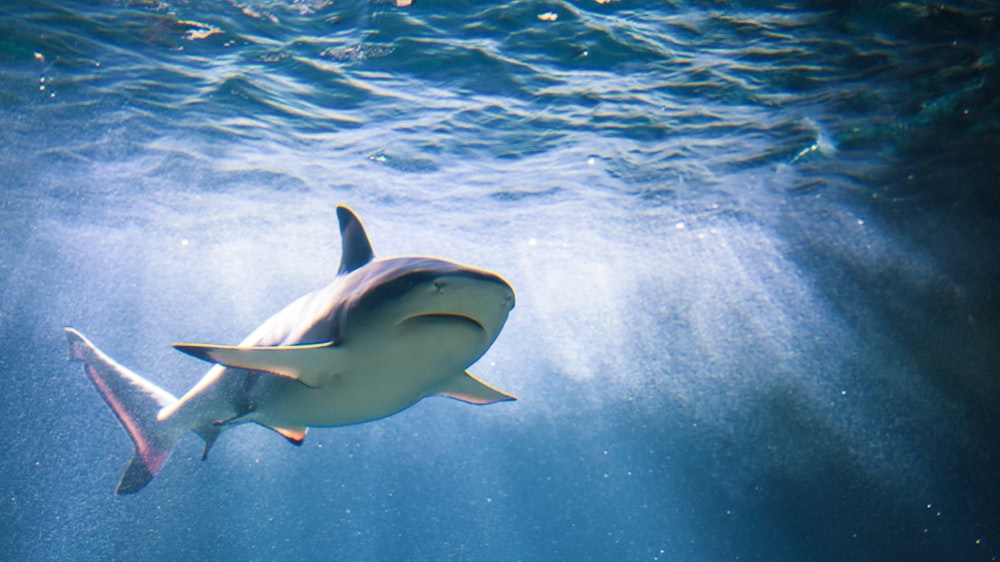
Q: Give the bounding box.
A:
[65,205,516,494]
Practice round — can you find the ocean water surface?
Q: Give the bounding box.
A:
[1,0,999,560]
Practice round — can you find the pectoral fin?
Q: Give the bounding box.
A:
[173,341,340,388]
[436,370,517,405]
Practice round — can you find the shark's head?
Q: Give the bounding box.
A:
[326,206,515,358]
[243,207,516,351]
[345,257,515,347]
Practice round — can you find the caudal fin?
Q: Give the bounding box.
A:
[65,328,179,494]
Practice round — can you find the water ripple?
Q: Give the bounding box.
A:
[2,0,997,217]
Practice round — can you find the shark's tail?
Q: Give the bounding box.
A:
[65,328,179,494]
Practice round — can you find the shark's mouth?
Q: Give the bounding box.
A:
[405,313,486,332]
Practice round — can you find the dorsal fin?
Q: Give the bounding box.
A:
[337,205,374,275]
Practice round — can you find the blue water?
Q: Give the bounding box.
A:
[2,0,999,560]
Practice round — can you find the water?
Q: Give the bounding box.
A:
[2,0,999,560]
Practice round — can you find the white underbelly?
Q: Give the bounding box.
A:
[256,368,444,427]
[252,314,488,427]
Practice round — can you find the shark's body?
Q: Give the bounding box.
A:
[66,206,516,494]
